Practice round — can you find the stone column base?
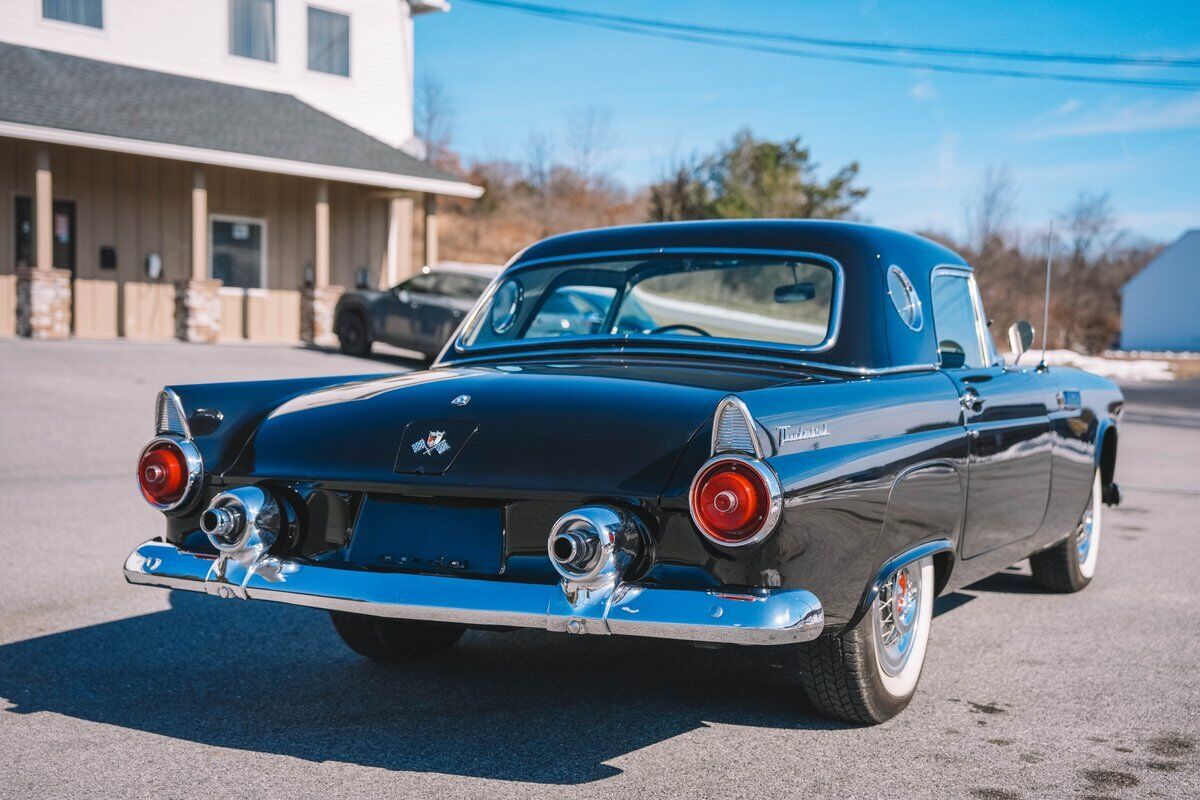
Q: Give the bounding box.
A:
[16,267,72,340]
[175,279,223,344]
[301,286,344,347]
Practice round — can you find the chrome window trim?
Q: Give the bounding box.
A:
[929,265,991,370]
[688,454,783,548]
[137,435,204,513]
[440,342,940,377]
[441,247,846,362]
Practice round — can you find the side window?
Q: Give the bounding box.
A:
[438,274,487,299]
[400,274,438,294]
[230,0,277,62]
[931,273,986,369]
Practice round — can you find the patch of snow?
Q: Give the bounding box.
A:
[1037,349,1175,382]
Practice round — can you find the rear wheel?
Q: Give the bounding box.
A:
[330,611,465,661]
[797,556,934,724]
[337,313,372,357]
[1030,471,1102,592]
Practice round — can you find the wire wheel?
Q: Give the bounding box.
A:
[873,561,924,677]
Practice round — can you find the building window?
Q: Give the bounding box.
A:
[42,0,103,29]
[229,0,276,62]
[211,217,266,289]
[308,7,350,76]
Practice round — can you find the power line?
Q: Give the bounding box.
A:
[461,0,1200,69]
[459,0,1200,90]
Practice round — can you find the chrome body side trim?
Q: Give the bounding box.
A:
[123,540,824,646]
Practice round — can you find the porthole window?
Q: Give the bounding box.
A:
[490,279,522,334]
[886,266,923,331]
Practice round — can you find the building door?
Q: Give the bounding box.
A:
[13,198,75,272]
[52,201,76,274]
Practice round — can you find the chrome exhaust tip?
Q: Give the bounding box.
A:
[200,505,244,546]
[548,505,645,587]
[200,486,281,556]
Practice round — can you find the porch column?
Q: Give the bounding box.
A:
[175,166,221,343]
[191,167,208,281]
[423,193,439,269]
[315,181,330,288]
[16,147,71,339]
[35,148,53,271]
[301,181,342,346]
[381,196,414,289]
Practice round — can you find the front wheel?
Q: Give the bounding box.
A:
[1029,471,1102,592]
[796,556,935,724]
[337,313,372,357]
[330,611,465,661]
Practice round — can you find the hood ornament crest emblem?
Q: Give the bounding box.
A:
[451,394,471,407]
[412,430,452,455]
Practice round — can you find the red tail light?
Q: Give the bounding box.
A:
[689,457,781,546]
[137,438,200,510]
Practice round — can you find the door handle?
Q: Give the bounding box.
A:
[960,387,985,413]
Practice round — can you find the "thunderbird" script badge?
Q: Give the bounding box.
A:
[777,422,830,445]
[412,430,452,456]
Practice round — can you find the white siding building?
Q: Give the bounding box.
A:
[0,0,479,344]
[1121,230,1200,352]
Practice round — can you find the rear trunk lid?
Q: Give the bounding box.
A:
[228,359,816,500]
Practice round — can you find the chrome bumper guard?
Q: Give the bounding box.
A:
[124,540,824,646]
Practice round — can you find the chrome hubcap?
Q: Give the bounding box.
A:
[1076,500,1095,565]
[873,563,921,676]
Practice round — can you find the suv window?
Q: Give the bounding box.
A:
[931,272,986,369]
[400,274,438,294]
[438,273,488,299]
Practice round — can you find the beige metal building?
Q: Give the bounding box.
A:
[0,0,480,343]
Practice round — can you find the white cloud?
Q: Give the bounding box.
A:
[935,132,961,189]
[908,79,938,102]
[1050,98,1081,117]
[1022,92,1200,140]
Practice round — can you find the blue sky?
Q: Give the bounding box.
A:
[416,1,1200,242]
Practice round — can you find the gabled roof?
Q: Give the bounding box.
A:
[1122,229,1199,293]
[0,42,481,197]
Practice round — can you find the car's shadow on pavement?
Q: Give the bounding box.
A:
[0,591,852,784]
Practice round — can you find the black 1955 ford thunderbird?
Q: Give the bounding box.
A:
[125,220,1121,723]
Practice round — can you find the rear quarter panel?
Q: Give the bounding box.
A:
[658,371,966,630]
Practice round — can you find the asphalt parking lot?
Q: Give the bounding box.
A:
[1,339,1197,800]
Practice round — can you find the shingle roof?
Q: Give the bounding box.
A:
[0,41,473,191]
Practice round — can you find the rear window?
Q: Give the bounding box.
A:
[461,255,837,350]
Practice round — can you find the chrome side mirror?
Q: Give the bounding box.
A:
[1008,320,1035,360]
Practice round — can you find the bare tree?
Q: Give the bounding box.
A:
[1057,192,1122,350]
[965,165,1018,255]
[565,105,615,182]
[415,73,455,167]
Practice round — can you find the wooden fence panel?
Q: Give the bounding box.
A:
[123,282,175,340]
[73,279,118,339]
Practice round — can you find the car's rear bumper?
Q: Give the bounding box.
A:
[123,540,824,646]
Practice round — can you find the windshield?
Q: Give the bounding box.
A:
[460,254,837,351]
